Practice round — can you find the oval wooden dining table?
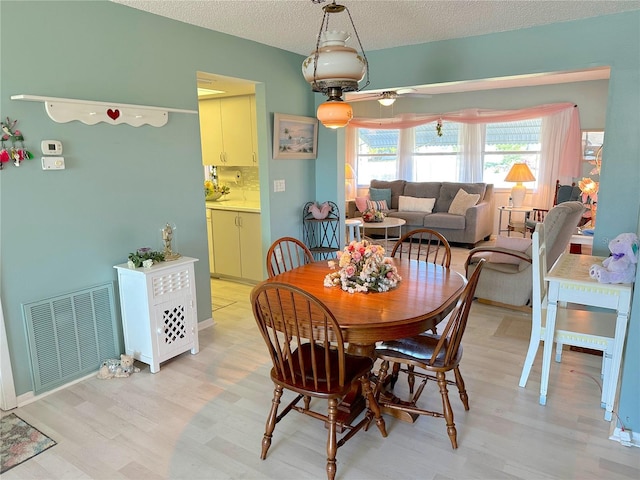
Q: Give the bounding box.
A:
[258,257,467,424]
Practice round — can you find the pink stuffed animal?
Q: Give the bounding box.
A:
[589,232,639,284]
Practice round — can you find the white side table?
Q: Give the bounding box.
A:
[345,218,362,243]
[114,256,199,373]
[360,217,406,252]
[497,206,534,236]
[541,252,633,421]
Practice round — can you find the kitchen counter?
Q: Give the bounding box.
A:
[206,200,260,213]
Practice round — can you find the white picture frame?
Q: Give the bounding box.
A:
[273,113,318,160]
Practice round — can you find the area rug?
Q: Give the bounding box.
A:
[0,413,56,473]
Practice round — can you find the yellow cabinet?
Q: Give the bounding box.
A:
[199,95,257,166]
[210,210,263,282]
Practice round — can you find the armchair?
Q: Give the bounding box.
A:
[465,201,586,308]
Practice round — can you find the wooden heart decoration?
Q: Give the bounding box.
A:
[107,108,120,120]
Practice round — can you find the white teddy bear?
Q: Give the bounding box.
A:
[589,232,639,284]
[97,354,141,379]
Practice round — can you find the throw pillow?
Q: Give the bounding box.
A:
[369,187,392,208]
[398,196,436,213]
[448,189,481,215]
[491,235,532,264]
[355,196,369,212]
[366,199,389,212]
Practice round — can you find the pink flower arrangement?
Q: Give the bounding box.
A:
[324,239,402,293]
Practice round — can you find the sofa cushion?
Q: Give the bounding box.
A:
[435,182,486,212]
[388,211,428,226]
[355,196,369,212]
[448,189,481,215]
[423,213,466,230]
[398,196,436,213]
[366,199,389,211]
[403,182,442,199]
[370,179,406,209]
[369,187,392,207]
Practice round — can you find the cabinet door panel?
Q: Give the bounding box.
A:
[221,96,253,166]
[199,99,223,165]
[211,210,241,277]
[239,213,263,281]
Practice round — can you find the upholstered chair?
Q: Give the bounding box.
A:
[465,201,586,307]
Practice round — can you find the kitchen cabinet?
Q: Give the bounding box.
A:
[206,208,215,275]
[211,209,263,282]
[113,257,199,373]
[199,95,257,166]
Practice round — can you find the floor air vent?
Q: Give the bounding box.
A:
[22,282,121,394]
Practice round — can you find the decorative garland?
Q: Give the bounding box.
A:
[1,117,33,169]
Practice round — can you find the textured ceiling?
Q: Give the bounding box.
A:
[112,0,640,55]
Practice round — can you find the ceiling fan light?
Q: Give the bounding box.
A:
[317,99,353,129]
[378,97,396,106]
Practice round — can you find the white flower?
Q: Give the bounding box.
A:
[127,260,136,269]
[142,259,154,268]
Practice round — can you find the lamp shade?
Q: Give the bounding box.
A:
[345,163,356,200]
[504,163,536,183]
[317,100,353,129]
[345,163,355,180]
[504,163,536,207]
[378,98,396,107]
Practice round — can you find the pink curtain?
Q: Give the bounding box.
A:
[347,102,582,196]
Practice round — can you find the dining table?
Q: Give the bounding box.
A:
[260,257,467,424]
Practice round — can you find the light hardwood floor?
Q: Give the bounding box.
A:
[3,245,637,479]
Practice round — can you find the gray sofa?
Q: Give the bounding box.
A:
[347,179,493,248]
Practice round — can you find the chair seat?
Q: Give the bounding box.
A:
[271,343,374,397]
[377,334,460,370]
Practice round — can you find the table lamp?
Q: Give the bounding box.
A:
[345,163,356,200]
[504,163,535,207]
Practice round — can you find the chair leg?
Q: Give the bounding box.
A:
[453,366,469,411]
[555,341,564,363]
[519,336,541,388]
[437,371,458,449]
[261,385,283,459]
[360,375,387,437]
[326,398,338,480]
[389,362,400,389]
[407,365,416,393]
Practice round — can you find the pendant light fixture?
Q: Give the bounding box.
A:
[302,0,369,129]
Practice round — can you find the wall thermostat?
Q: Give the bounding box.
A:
[41,140,63,155]
[42,157,65,170]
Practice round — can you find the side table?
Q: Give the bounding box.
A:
[497,206,534,237]
[114,256,200,373]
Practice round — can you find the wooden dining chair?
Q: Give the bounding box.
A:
[373,258,486,449]
[390,228,452,267]
[251,282,387,480]
[389,228,453,392]
[265,236,314,278]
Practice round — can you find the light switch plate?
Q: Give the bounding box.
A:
[41,156,65,170]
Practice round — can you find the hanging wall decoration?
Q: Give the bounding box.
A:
[1,117,33,169]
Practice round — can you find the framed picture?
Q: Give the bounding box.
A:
[273,113,318,160]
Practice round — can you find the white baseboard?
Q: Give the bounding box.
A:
[610,427,639,447]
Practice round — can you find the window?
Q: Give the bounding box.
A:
[356,128,399,185]
[483,119,542,189]
[355,118,542,187]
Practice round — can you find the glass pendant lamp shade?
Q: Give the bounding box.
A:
[378,98,396,107]
[317,98,353,129]
[302,31,366,93]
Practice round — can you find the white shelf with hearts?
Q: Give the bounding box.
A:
[11,94,197,127]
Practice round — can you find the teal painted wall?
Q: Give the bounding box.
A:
[0,0,319,396]
[1,1,638,435]
[362,13,640,432]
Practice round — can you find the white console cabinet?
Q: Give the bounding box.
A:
[114,256,199,373]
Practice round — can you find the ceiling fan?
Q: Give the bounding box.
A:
[347,88,432,106]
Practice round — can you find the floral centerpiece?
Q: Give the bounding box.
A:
[127,247,165,269]
[204,180,230,201]
[324,240,402,293]
[362,208,385,223]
